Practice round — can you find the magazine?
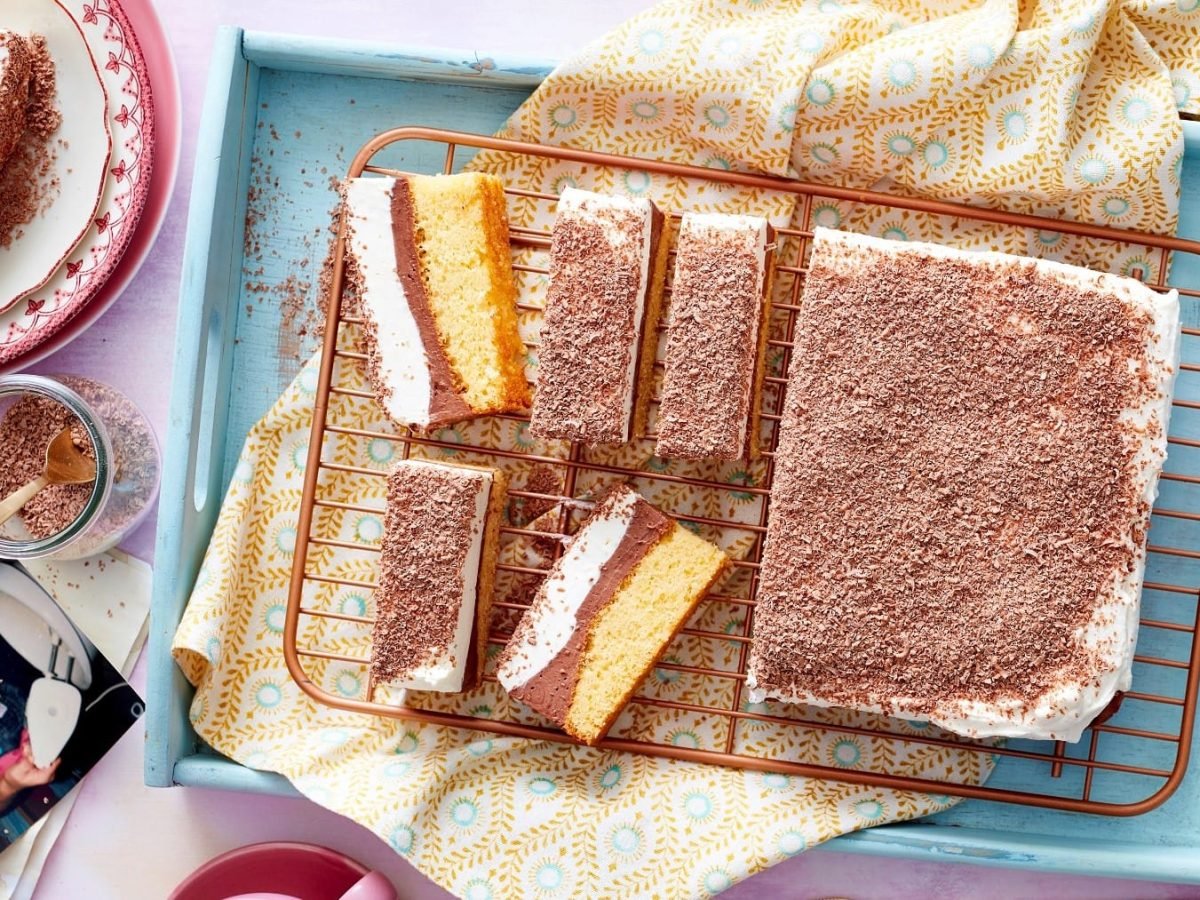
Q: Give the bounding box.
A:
[0,561,142,850]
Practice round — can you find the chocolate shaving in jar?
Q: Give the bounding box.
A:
[0,377,158,554]
[0,392,93,537]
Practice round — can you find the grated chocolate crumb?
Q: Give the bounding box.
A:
[0,34,62,248]
[752,233,1168,722]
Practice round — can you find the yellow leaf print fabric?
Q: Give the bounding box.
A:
[173,1,1199,898]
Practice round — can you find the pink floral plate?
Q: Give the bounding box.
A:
[0,0,155,366]
[0,0,181,373]
[0,0,112,313]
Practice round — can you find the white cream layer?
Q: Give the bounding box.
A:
[747,227,1180,743]
[556,187,654,441]
[379,460,491,695]
[675,212,769,457]
[496,487,640,692]
[343,177,433,427]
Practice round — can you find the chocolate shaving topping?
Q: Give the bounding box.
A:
[752,235,1166,721]
[371,463,487,686]
[657,216,767,460]
[530,196,659,444]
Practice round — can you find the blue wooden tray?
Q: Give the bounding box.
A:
[145,27,1200,884]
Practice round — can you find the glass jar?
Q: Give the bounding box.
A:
[0,374,160,560]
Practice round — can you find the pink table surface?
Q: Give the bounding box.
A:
[20,1,1200,897]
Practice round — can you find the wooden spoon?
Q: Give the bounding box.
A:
[0,428,97,528]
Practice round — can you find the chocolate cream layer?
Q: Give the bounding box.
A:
[343,176,469,429]
[389,178,471,425]
[497,485,671,723]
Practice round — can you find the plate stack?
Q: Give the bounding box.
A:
[0,0,178,371]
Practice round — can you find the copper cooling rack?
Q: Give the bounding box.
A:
[285,126,1200,816]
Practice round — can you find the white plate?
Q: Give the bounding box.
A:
[0,0,111,313]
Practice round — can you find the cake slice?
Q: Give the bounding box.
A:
[656,213,774,460]
[529,188,670,444]
[0,33,32,169]
[497,484,728,744]
[748,228,1180,742]
[342,173,531,430]
[369,459,507,698]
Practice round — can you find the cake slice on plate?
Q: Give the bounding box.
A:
[369,458,507,699]
[748,227,1180,742]
[342,172,530,430]
[656,212,774,460]
[529,188,670,444]
[0,32,33,169]
[497,483,728,744]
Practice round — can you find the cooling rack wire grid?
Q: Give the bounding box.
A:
[284,127,1200,816]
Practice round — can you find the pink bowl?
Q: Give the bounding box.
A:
[168,842,392,900]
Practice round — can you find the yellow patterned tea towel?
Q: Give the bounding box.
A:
[174,1,1200,898]
[471,0,1196,277]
